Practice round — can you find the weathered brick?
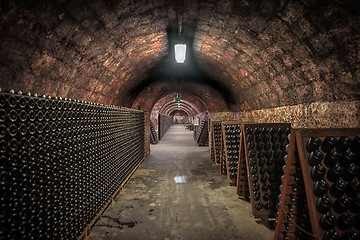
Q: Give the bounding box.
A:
[0,0,358,125]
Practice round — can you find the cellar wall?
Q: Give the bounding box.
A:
[210,100,360,128]
[2,1,359,111]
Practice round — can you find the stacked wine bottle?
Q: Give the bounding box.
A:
[195,120,208,146]
[221,146,227,175]
[211,122,222,165]
[237,132,250,201]
[158,114,172,140]
[222,122,242,185]
[0,90,145,240]
[244,123,291,221]
[303,132,360,239]
[150,121,158,144]
[275,132,313,240]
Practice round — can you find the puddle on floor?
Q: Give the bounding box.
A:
[173,175,188,184]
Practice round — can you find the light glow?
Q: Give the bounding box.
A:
[174,44,186,63]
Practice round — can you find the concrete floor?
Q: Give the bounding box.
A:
[88,125,274,240]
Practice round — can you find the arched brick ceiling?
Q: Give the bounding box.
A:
[164,105,193,119]
[131,79,228,112]
[170,110,188,117]
[0,0,359,112]
[150,93,202,126]
[161,101,197,116]
[193,0,360,110]
[150,92,207,121]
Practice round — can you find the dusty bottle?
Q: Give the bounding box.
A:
[326,163,345,182]
[322,136,338,153]
[311,164,326,181]
[316,195,332,214]
[336,136,352,153]
[333,195,351,214]
[324,149,341,168]
[342,163,359,182]
[337,212,354,231]
[313,179,329,197]
[319,212,336,230]
[306,137,322,153]
[330,178,348,198]
[308,150,324,167]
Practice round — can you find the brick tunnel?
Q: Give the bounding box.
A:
[0,0,359,239]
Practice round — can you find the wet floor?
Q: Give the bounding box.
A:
[88,125,274,240]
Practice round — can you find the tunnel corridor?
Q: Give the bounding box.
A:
[88,125,274,240]
[0,0,359,239]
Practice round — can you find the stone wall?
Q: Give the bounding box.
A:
[210,100,360,128]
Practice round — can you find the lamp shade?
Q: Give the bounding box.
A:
[174,44,186,63]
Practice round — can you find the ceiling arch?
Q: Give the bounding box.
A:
[131,79,228,112]
[161,101,196,118]
[0,0,359,113]
[166,106,193,120]
[170,110,188,117]
[150,92,207,123]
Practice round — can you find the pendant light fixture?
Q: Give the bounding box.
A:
[174,0,186,63]
[175,44,186,63]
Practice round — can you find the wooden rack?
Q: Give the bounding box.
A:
[150,121,158,144]
[210,121,222,165]
[243,123,291,221]
[195,120,208,146]
[221,121,243,185]
[274,130,313,240]
[237,130,250,200]
[277,128,360,240]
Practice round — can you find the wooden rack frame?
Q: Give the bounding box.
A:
[274,130,313,240]
[221,121,243,185]
[237,129,250,200]
[294,128,360,239]
[210,121,222,166]
[243,123,291,221]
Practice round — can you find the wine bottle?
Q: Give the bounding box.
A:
[350,193,360,213]
[322,230,339,240]
[306,137,322,153]
[311,164,326,181]
[326,163,345,182]
[330,178,348,198]
[339,149,356,167]
[336,136,352,153]
[337,212,354,231]
[308,150,324,167]
[349,136,360,154]
[322,136,338,153]
[324,149,341,168]
[333,195,351,214]
[342,163,359,182]
[345,178,360,198]
[316,195,332,214]
[319,213,336,230]
[340,231,358,240]
[313,179,329,197]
